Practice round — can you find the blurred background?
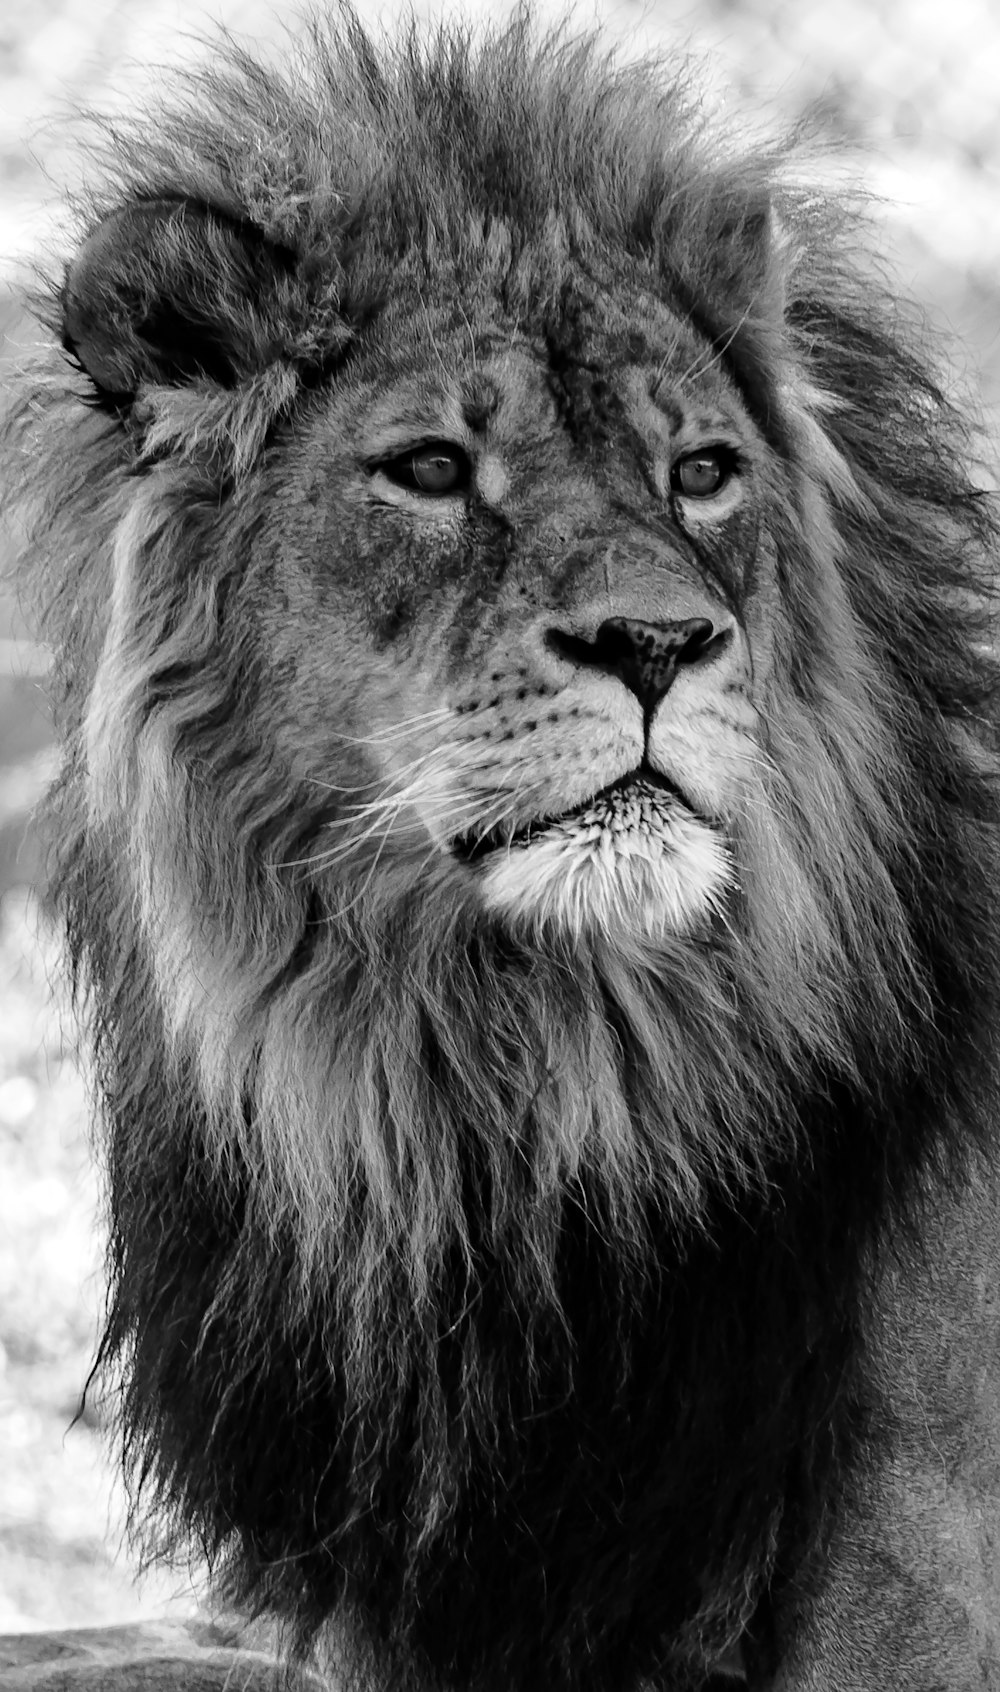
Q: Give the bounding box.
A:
[1,0,998,1637]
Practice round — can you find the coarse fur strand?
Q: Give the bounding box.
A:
[4,9,1000,1692]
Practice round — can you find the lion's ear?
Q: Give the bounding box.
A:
[706,190,785,327]
[62,197,298,405]
[664,183,786,424]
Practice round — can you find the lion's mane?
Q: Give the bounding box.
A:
[5,13,1000,1692]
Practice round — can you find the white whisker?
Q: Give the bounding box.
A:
[325,707,454,748]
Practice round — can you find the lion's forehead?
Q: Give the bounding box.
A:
[349,287,754,461]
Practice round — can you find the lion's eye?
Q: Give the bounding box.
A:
[670,449,733,499]
[380,443,470,496]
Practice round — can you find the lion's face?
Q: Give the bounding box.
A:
[248,284,774,941]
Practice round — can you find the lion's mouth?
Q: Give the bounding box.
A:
[452,768,697,863]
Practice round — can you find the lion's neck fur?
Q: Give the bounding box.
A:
[133,826,916,1323]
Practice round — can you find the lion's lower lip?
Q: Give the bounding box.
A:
[452,769,691,863]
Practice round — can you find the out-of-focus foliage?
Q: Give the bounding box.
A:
[0,895,200,1628]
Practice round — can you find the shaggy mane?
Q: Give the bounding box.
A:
[4,11,1000,1692]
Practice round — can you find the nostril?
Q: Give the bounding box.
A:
[544,626,600,668]
[678,619,717,659]
[684,622,731,665]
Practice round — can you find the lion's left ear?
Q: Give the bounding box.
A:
[706,189,785,327]
[665,183,787,418]
[62,196,300,407]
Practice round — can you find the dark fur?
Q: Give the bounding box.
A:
[4,12,1000,1691]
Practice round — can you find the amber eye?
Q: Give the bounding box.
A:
[670,449,733,499]
[380,443,470,495]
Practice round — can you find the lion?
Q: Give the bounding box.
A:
[4,10,1000,1690]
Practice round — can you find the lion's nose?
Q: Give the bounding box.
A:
[547,616,725,716]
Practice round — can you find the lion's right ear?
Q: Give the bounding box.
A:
[62,197,299,406]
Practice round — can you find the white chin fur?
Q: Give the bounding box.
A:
[476,783,734,938]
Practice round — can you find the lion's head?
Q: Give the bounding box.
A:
[6,14,1000,1691]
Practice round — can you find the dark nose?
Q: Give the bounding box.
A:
[547,617,720,716]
